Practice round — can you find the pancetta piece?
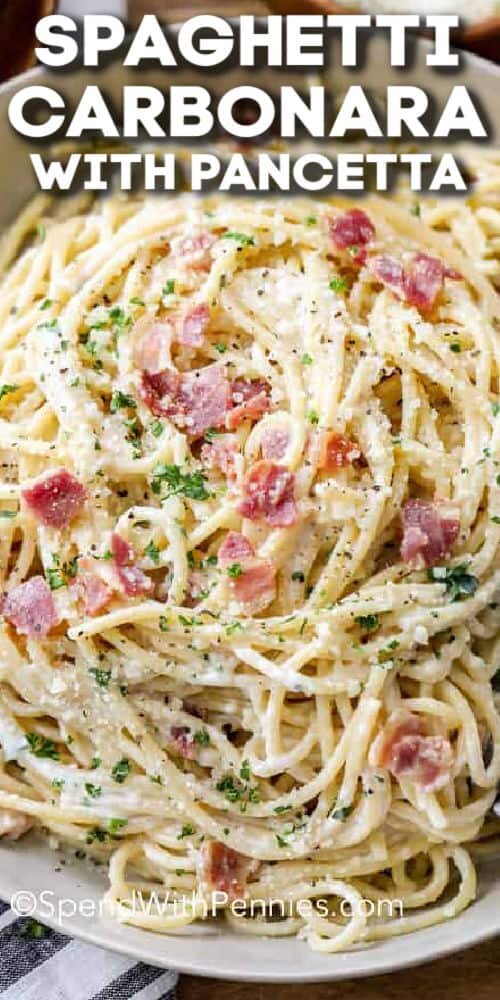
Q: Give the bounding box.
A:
[200,435,238,476]
[72,560,112,617]
[401,500,460,567]
[178,303,210,348]
[200,840,258,901]
[22,470,87,530]
[2,577,59,638]
[320,432,361,471]
[261,427,289,461]
[140,365,230,438]
[369,252,462,312]
[368,254,404,293]
[226,378,270,431]
[238,461,297,528]
[371,711,453,792]
[328,209,376,265]
[218,532,255,565]
[218,532,276,613]
[111,534,153,597]
[132,318,173,372]
[228,561,276,612]
[174,232,216,271]
[403,253,461,312]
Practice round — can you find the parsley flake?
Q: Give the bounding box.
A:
[25,733,60,760]
[111,758,131,784]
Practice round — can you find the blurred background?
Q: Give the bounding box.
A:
[0,0,498,83]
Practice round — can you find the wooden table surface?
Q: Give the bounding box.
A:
[178,937,499,997]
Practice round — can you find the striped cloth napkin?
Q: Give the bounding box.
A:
[0,900,178,999]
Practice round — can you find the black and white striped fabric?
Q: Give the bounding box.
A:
[0,901,178,1000]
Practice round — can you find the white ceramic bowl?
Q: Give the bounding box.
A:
[0,836,499,981]
[0,38,499,981]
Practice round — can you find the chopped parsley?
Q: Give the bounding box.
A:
[225,620,244,636]
[301,353,313,366]
[306,409,319,425]
[222,232,255,247]
[240,759,251,781]
[108,306,131,331]
[84,783,102,799]
[108,817,127,836]
[111,758,131,784]
[216,768,259,812]
[150,419,164,438]
[45,553,78,590]
[45,554,78,591]
[0,384,18,402]
[193,729,210,746]
[330,804,353,822]
[86,827,108,844]
[0,510,17,520]
[204,427,222,443]
[37,317,58,331]
[491,402,500,418]
[177,824,195,839]
[410,202,421,218]
[91,756,101,770]
[88,667,112,689]
[227,562,243,579]
[354,614,380,632]
[378,640,400,664]
[151,464,210,501]
[214,342,227,354]
[329,276,349,294]
[20,919,47,939]
[110,391,136,413]
[450,342,462,353]
[39,298,53,311]
[144,540,160,565]
[46,561,66,591]
[162,279,176,296]
[428,563,478,602]
[25,733,60,760]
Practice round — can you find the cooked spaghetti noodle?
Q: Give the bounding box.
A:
[0,153,498,952]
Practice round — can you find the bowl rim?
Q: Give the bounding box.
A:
[0,839,499,982]
[267,0,500,40]
[0,833,500,984]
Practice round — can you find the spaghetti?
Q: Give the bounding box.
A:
[0,154,498,952]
